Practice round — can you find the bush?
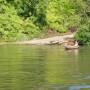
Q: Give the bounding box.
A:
[0,2,39,41]
[75,23,90,45]
[46,0,83,33]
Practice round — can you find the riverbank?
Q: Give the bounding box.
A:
[0,33,75,45]
[0,33,76,45]
[15,33,75,45]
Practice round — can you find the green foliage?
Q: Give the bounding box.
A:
[46,0,84,32]
[75,23,90,45]
[0,1,39,41]
[0,0,90,42]
[0,3,23,41]
[75,0,90,45]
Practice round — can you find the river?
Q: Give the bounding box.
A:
[0,44,90,90]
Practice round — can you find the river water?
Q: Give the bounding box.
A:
[0,44,90,90]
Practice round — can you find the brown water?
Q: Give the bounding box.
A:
[0,44,90,90]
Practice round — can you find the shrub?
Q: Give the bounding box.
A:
[75,23,90,45]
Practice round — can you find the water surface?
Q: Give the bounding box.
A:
[0,45,90,90]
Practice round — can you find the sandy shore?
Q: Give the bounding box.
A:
[15,33,75,45]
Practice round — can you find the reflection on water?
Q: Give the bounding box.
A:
[0,45,90,90]
[66,49,79,56]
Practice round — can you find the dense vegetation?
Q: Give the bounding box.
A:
[0,0,90,44]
